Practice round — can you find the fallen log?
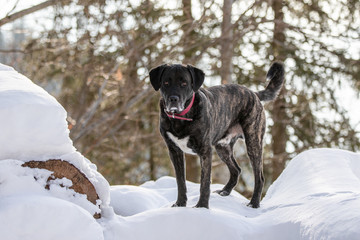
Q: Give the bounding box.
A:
[22,159,101,219]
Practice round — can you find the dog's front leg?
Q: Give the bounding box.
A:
[194,147,212,208]
[167,145,187,207]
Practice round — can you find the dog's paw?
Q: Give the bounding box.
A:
[172,202,186,207]
[193,204,209,209]
[214,189,231,196]
[247,201,260,208]
[193,201,209,209]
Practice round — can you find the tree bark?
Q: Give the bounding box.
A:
[180,0,200,183]
[181,0,195,61]
[22,159,101,219]
[270,0,289,181]
[220,0,234,84]
[149,146,156,180]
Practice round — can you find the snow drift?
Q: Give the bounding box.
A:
[0,64,74,160]
[106,148,360,240]
[0,63,359,239]
[0,63,111,237]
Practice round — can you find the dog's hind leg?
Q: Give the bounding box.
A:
[214,142,241,196]
[246,146,264,208]
[243,115,266,208]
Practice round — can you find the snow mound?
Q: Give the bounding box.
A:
[0,64,111,220]
[107,148,360,240]
[0,195,103,240]
[261,148,360,239]
[0,160,104,240]
[0,63,74,161]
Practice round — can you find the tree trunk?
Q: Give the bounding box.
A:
[220,0,234,84]
[270,0,289,181]
[181,0,200,183]
[149,145,156,180]
[181,0,195,62]
[270,88,288,180]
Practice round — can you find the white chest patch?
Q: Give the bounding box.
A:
[167,132,196,155]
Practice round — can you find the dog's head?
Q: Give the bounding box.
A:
[149,64,204,113]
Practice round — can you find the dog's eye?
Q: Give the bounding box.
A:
[164,81,169,86]
[181,82,187,87]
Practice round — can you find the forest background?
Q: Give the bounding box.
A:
[1,0,359,198]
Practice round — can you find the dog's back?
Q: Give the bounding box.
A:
[199,62,284,145]
[198,84,260,144]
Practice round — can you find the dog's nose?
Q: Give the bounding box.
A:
[169,95,179,103]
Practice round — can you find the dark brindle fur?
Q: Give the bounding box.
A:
[149,62,284,208]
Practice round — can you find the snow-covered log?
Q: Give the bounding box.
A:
[22,159,101,218]
[0,63,111,220]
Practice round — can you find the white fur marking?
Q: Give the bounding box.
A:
[216,124,244,146]
[217,135,233,146]
[167,132,196,155]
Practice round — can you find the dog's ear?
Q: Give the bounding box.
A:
[187,65,204,92]
[149,64,167,91]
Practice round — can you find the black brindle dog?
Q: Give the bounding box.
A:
[149,62,284,208]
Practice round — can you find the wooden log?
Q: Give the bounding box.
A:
[22,159,101,219]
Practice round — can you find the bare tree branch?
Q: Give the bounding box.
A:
[0,48,24,53]
[6,0,20,17]
[82,86,154,155]
[0,0,72,27]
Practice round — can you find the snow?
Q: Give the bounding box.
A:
[0,64,111,221]
[1,63,360,239]
[105,150,360,239]
[0,195,104,240]
[0,64,74,161]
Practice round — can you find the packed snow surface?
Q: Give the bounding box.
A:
[106,148,360,240]
[1,64,360,239]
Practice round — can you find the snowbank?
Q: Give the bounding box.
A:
[0,160,104,240]
[106,148,360,240]
[0,64,74,161]
[261,148,360,239]
[0,64,111,225]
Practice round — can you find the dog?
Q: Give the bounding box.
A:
[149,62,284,208]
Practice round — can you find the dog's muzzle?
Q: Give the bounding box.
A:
[164,93,195,121]
[166,95,184,113]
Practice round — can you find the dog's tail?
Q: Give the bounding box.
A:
[256,62,285,102]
